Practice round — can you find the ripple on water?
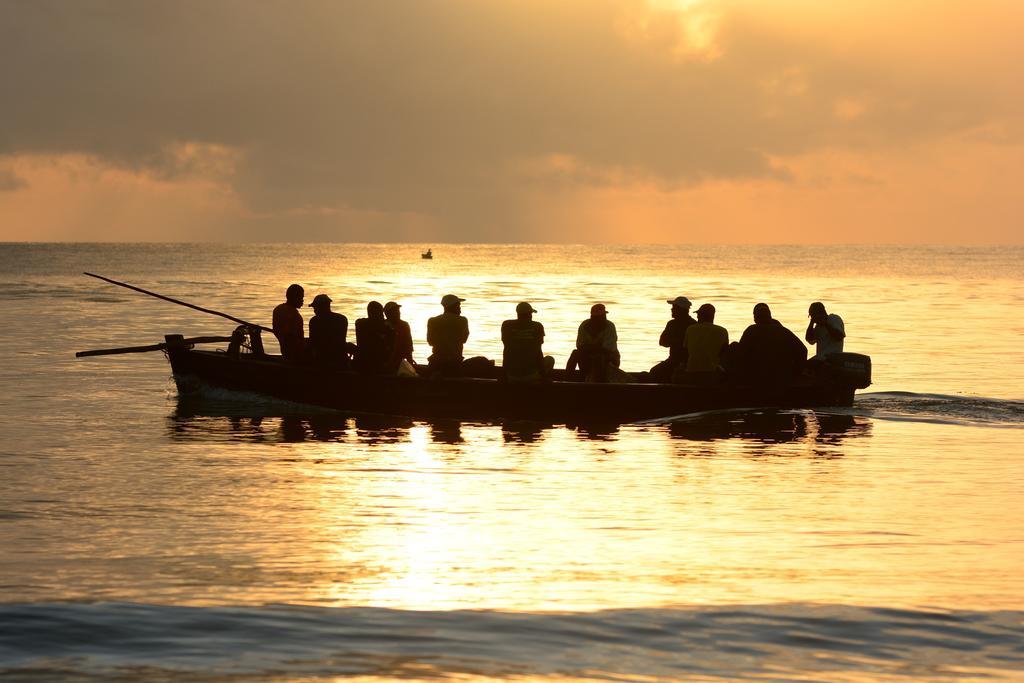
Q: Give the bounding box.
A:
[1,603,1022,681]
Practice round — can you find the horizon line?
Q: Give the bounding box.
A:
[3,241,1024,248]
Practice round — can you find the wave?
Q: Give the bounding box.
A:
[843,391,1024,428]
[1,602,1021,681]
[650,393,1024,431]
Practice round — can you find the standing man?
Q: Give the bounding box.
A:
[272,283,305,362]
[805,301,845,359]
[682,303,729,379]
[308,293,348,368]
[384,301,415,369]
[650,296,695,382]
[569,303,620,382]
[501,302,554,382]
[427,294,470,376]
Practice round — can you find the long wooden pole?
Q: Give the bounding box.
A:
[83,272,273,333]
[76,336,234,358]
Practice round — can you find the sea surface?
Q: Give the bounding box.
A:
[1,243,1022,682]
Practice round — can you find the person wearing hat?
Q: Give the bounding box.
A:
[501,302,555,382]
[308,293,349,368]
[426,294,469,376]
[681,303,729,380]
[384,301,415,369]
[650,296,696,382]
[272,283,305,362]
[355,301,396,373]
[568,303,620,382]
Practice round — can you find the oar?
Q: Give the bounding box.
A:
[83,272,273,333]
[76,335,234,358]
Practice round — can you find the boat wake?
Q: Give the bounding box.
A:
[842,391,1024,428]
[640,392,1024,430]
[2,602,1021,682]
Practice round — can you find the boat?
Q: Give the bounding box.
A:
[162,333,871,423]
[75,273,873,424]
[422,249,433,259]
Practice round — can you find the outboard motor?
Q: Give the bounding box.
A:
[824,353,872,389]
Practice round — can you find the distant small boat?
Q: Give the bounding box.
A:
[421,249,433,260]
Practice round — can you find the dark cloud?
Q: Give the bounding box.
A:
[1,0,1019,239]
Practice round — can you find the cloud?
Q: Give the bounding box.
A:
[0,0,1021,241]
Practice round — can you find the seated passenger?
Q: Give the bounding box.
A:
[805,301,845,359]
[738,303,806,387]
[567,303,620,382]
[426,294,470,376]
[681,303,729,381]
[272,283,305,362]
[650,296,695,382]
[384,301,415,370]
[308,293,349,368]
[501,302,555,382]
[355,301,395,373]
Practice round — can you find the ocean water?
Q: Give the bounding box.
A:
[1,243,1023,681]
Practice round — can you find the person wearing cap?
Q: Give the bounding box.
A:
[568,303,620,382]
[682,303,729,379]
[355,301,395,373]
[426,294,470,376]
[272,283,305,362]
[805,301,845,359]
[501,302,555,382]
[650,296,696,382]
[308,293,349,368]
[738,303,806,388]
[384,301,415,369]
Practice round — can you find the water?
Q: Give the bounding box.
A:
[1,243,1023,681]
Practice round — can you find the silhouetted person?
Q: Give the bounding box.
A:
[501,302,555,382]
[568,303,620,382]
[355,301,395,373]
[427,294,469,376]
[805,301,845,359]
[650,296,695,382]
[308,293,349,368]
[738,303,807,388]
[272,283,305,362]
[682,303,729,381]
[384,301,415,370]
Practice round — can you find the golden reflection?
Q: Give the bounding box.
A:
[215,414,1024,613]
[17,379,1024,616]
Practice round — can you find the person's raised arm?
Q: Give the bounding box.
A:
[460,317,469,343]
[805,319,816,345]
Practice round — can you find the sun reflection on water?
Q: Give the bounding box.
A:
[133,405,1021,613]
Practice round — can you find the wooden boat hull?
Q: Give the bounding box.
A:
[166,346,861,423]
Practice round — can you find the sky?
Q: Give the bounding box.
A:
[0,0,1021,243]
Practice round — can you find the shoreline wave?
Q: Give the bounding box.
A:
[2,602,1022,681]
